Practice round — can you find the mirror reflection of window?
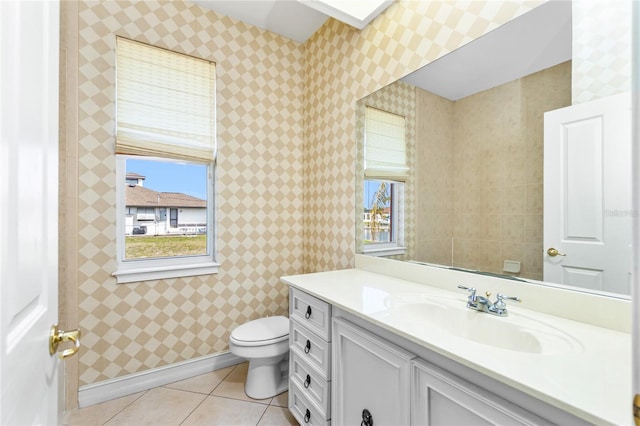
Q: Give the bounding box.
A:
[363,107,407,254]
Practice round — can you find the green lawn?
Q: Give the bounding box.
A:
[126,235,207,259]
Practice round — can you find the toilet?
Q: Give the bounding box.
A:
[229,316,290,399]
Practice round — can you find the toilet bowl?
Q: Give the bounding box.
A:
[229,316,289,399]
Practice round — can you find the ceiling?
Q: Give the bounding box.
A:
[189,1,572,101]
[190,0,393,43]
[401,0,572,101]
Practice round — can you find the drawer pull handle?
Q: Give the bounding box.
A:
[304,339,311,353]
[305,305,312,319]
[303,374,311,388]
[304,408,311,423]
[361,408,373,426]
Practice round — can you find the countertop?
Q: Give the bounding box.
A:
[281,268,631,426]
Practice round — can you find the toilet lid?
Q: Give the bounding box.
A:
[231,316,289,343]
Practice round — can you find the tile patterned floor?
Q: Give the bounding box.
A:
[63,362,298,426]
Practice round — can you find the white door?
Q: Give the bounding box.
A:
[1,1,61,424]
[543,92,631,295]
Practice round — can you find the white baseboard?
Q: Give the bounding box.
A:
[78,351,243,408]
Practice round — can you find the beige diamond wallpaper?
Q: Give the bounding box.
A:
[302,0,539,271]
[63,0,304,389]
[60,0,542,407]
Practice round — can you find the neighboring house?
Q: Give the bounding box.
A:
[125,173,206,236]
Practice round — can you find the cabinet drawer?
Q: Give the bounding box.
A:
[290,287,331,340]
[289,381,330,425]
[290,350,331,414]
[290,321,331,377]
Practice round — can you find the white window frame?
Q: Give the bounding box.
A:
[113,155,219,284]
[362,105,407,257]
[112,37,218,283]
[363,179,406,257]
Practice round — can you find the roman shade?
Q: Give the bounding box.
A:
[116,37,216,162]
[364,106,408,180]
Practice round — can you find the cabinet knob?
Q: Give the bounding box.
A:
[304,408,311,423]
[361,408,373,426]
[305,305,312,319]
[304,339,311,353]
[303,374,311,388]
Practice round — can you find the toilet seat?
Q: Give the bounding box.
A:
[230,316,289,347]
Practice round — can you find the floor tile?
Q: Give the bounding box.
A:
[163,365,235,394]
[270,391,288,408]
[62,391,145,426]
[211,363,272,404]
[181,395,268,426]
[104,387,205,426]
[258,405,298,426]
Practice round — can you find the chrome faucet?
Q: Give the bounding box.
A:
[457,285,520,317]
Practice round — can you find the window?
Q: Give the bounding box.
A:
[363,107,406,256]
[113,37,218,283]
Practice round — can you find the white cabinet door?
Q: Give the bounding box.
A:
[411,359,552,426]
[332,318,414,426]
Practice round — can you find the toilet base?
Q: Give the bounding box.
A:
[244,357,289,399]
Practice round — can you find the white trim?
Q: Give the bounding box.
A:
[363,245,406,257]
[113,261,220,284]
[632,0,640,401]
[300,0,393,30]
[115,155,218,283]
[78,351,243,408]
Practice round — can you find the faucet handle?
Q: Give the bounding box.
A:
[457,285,476,295]
[494,293,521,309]
[457,285,477,302]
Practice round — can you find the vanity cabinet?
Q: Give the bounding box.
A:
[288,288,332,425]
[287,285,588,426]
[411,359,552,426]
[332,317,414,426]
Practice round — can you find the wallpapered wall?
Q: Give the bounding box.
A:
[62,0,542,401]
[302,0,539,272]
[65,0,304,388]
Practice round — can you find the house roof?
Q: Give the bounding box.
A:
[126,185,205,208]
[126,172,146,181]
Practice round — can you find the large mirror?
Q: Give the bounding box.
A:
[356,0,632,297]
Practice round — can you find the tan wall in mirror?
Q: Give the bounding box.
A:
[415,90,454,265]
[60,0,304,398]
[415,62,571,280]
[303,0,541,272]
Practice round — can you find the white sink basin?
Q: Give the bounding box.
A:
[378,294,583,355]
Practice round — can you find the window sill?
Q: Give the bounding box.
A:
[113,262,220,284]
[362,245,406,257]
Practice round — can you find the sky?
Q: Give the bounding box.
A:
[127,158,207,200]
[364,180,390,209]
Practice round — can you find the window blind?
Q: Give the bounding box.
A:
[364,106,408,180]
[116,37,216,162]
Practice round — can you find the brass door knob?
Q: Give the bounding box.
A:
[49,324,81,359]
[546,247,566,257]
